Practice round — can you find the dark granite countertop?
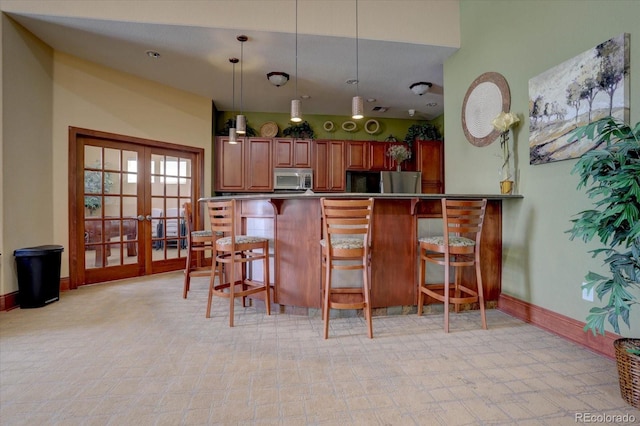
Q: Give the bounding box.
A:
[200,191,523,202]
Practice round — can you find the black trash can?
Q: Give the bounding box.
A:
[13,245,64,308]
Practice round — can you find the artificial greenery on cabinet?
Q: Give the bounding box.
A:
[403,123,442,148]
[283,121,315,139]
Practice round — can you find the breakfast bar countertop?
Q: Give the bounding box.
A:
[199,191,524,202]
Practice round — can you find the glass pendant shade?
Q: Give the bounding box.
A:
[352,95,364,119]
[291,99,302,122]
[236,114,246,134]
[229,127,238,144]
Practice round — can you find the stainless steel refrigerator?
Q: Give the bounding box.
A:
[380,171,422,193]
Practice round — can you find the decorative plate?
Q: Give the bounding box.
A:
[342,121,357,132]
[364,119,380,135]
[260,121,279,138]
[461,72,511,147]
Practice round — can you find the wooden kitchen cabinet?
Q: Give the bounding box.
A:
[314,140,345,191]
[215,136,245,191]
[215,137,273,192]
[345,140,368,170]
[273,138,313,168]
[415,140,444,193]
[245,138,273,191]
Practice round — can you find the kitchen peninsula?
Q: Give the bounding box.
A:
[199,193,522,312]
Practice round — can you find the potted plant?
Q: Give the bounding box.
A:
[567,116,640,408]
[491,111,520,194]
[283,121,315,139]
[387,144,412,171]
[403,123,442,149]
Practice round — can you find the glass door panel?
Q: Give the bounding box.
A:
[83,143,142,280]
[148,151,193,269]
[71,128,203,287]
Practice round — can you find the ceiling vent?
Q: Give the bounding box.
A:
[372,106,389,112]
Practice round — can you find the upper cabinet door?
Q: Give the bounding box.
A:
[345,141,369,171]
[273,138,294,168]
[292,139,313,168]
[215,137,273,192]
[273,138,312,168]
[314,140,345,191]
[215,137,245,191]
[245,138,273,191]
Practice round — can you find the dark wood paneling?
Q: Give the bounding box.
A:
[274,199,322,307]
[370,199,417,306]
[499,293,618,359]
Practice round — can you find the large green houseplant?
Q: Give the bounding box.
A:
[567,117,639,408]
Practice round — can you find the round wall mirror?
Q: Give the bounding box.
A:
[461,72,511,147]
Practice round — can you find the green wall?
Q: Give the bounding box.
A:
[216,111,443,143]
[445,0,639,336]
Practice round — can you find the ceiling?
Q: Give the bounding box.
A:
[7,12,457,120]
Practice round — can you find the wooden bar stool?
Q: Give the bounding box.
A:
[320,197,374,339]
[417,198,487,332]
[206,199,271,327]
[182,202,213,299]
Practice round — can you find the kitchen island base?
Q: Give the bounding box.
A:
[201,193,519,312]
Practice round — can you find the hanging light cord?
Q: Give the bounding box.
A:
[355,0,359,97]
[232,61,236,116]
[240,42,244,114]
[295,0,298,100]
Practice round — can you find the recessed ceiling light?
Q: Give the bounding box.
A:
[301,94,311,100]
[372,106,388,112]
[346,79,358,85]
[426,102,438,107]
[366,98,376,103]
[145,50,161,59]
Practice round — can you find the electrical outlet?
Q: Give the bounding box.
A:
[582,283,594,302]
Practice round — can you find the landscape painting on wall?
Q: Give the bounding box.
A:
[529,33,629,165]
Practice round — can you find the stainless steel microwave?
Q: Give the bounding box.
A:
[273,168,313,190]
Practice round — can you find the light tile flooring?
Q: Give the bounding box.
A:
[1,272,638,425]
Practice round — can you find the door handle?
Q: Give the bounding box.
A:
[145,215,153,221]
[137,215,146,221]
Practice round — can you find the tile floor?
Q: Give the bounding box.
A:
[1,272,638,425]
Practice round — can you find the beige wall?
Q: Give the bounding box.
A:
[444,0,640,336]
[52,52,212,278]
[1,15,54,297]
[0,20,212,295]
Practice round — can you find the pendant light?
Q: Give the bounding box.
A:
[291,0,302,122]
[352,0,364,120]
[236,35,248,134]
[229,57,239,144]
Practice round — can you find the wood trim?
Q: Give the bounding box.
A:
[0,291,19,311]
[498,293,619,359]
[1,276,69,311]
[69,126,205,287]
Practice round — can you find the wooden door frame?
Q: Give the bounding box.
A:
[69,127,205,289]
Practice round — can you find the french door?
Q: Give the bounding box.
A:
[69,128,204,288]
